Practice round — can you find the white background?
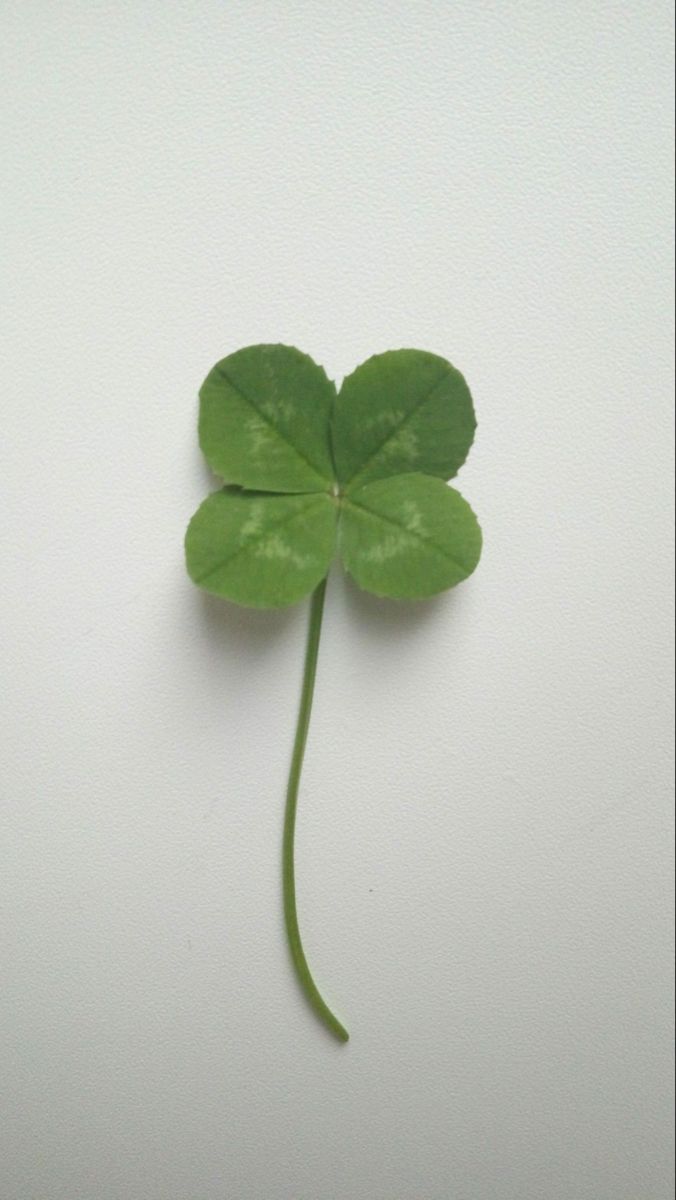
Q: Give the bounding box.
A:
[1,3,674,1198]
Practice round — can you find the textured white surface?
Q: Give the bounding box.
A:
[1,2,674,1197]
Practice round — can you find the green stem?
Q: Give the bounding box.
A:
[282,575,349,1043]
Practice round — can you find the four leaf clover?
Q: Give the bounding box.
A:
[185,344,482,1043]
[185,344,482,606]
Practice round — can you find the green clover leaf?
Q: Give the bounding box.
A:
[186,344,481,605]
[185,344,482,1043]
[186,487,337,608]
[198,344,336,494]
